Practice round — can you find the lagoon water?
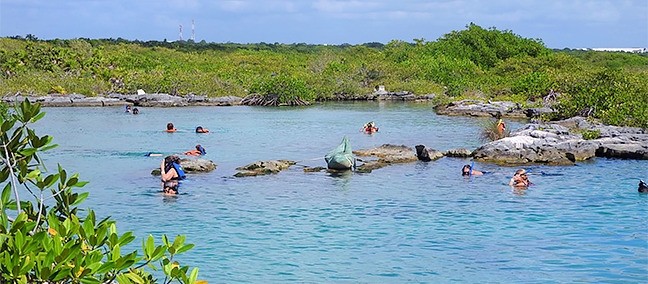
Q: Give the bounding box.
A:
[34,102,647,283]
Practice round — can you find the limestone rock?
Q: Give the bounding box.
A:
[354,144,420,173]
[472,117,648,165]
[151,158,217,176]
[234,160,296,177]
[444,148,473,158]
[435,100,528,118]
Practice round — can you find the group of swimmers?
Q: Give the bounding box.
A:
[125,105,140,114]
[461,164,532,188]
[165,123,210,134]
[159,122,211,195]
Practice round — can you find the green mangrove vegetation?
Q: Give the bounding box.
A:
[1,23,647,127]
[0,100,200,283]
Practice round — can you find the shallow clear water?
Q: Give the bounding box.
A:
[32,102,647,283]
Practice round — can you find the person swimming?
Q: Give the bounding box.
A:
[509,169,531,187]
[125,105,132,113]
[362,121,378,133]
[184,144,206,156]
[166,122,177,133]
[195,126,209,133]
[132,107,139,115]
[639,180,648,193]
[461,164,484,176]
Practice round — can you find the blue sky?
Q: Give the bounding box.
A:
[1,0,646,48]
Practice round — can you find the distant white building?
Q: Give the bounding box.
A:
[576,47,647,53]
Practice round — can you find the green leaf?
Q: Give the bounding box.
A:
[19,148,37,157]
[31,111,46,123]
[26,169,41,180]
[71,192,89,206]
[189,267,199,284]
[95,261,115,274]
[150,246,166,261]
[82,214,95,238]
[58,165,67,184]
[144,235,154,259]
[1,183,11,206]
[162,235,169,247]
[115,274,133,284]
[42,173,59,189]
[125,271,145,283]
[118,232,135,246]
[171,235,185,250]
[111,244,121,262]
[39,143,58,152]
[1,119,16,133]
[176,243,194,254]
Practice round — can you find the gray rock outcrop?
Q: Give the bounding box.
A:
[472,117,648,165]
[435,100,526,118]
[3,93,243,107]
[150,158,217,175]
[234,160,296,177]
[354,144,427,173]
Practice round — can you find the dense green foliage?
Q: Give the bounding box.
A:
[1,23,647,127]
[0,100,200,283]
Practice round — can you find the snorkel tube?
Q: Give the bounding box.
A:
[468,161,474,177]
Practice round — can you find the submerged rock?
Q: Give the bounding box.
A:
[234,160,296,177]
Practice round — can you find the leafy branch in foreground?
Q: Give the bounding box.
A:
[0,99,202,283]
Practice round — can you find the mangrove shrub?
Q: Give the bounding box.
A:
[0,100,201,283]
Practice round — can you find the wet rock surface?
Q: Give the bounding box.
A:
[234,160,296,177]
[150,158,217,175]
[354,144,422,173]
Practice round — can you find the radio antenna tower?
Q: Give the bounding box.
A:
[191,19,195,41]
[179,24,183,41]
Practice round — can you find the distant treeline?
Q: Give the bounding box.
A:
[1,23,647,127]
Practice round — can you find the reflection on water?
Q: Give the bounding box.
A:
[32,103,648,283]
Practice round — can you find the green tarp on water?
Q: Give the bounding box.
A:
[325,136,355,170]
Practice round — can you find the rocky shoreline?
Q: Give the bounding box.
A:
[1,90,438,108]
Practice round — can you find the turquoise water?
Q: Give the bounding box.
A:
[33,102,647,283]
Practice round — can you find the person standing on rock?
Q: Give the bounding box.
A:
[497,119,506,137]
